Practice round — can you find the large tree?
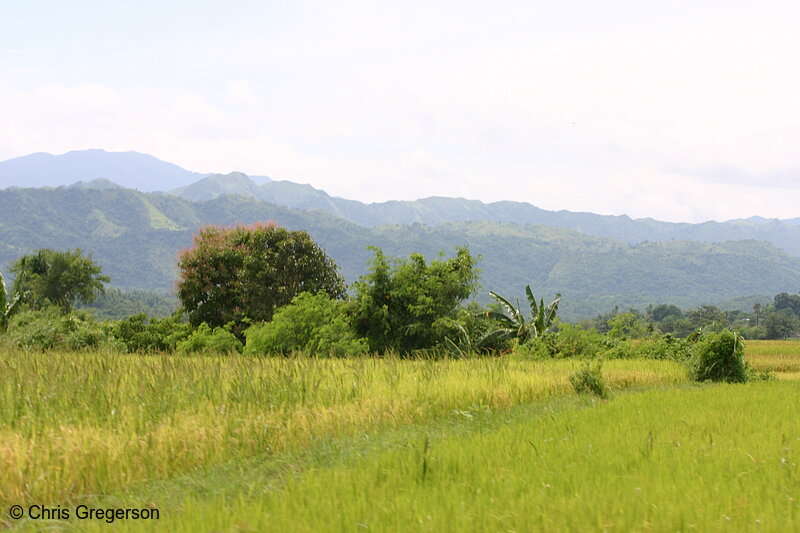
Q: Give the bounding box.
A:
[177,223,346,329]
[11,248,110,312]
[350,246,478,354]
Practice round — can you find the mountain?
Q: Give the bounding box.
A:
[0,149,212,191]
[2,186,800,320]
[167,172,800,257]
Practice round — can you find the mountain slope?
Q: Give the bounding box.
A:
[2,186,800,319]
[168,173,800,257]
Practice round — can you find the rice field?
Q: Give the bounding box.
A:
[0,349,684,508]
[746,339,800,378]
[3,340,800,531]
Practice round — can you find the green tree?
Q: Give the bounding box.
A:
[764,308,799,339]
[351,247,478,354]
[11,249,109,312]
[481,285,561,346]
[177,223,346,330]
[0,272,23,331]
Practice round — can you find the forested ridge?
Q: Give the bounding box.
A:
[1,186,800,319]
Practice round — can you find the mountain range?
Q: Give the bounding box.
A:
[1,149,798,319]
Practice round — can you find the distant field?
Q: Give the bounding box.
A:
[746,339,800,377]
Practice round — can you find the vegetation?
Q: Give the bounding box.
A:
[481,284,560,346]
[176,223,346,331]
[350,246,478,354]
[10,248,109,312]
[244,291,368,356]
[4,187,800,320]
[0,271,22,331]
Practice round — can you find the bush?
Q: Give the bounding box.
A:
[601,334,691,361]
[1,307,121,351]
[112,312,192,353]
[350,247,478,354]
[176,323,242,354]
[244,292,368,356]
[689,329,747,383]
[524,323,604,359]
[569,360,609,398]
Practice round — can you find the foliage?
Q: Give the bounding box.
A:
[112,312,192,353]
[0,307,121,351]
[78,287,178,320]
[10,248,109,312]
[480,285,560,347]
[764,308,799,339]
[350,247,478,354]
[0,271,23,332]
[244,292,368,356]
[521,323,604,359]
[177,223,346,331]
[689,329,748,383]
[176,323,243,354]
[568,360,609,398]
[607,312,651,339]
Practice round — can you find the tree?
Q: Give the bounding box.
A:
[177,223,346,330]
[0,272,23,331]
[480,285,561,346]
[350,247,478,354]
[764,308,799,339]
[11,249,109,312]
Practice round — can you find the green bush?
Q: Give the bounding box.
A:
[601,334,691,361]
[689,329,747,383]
[1,307,121,351]
[516,324,606,359]
[244,292,368,356]
[176,323,242,354]
[112,312,192,353]
[569,360,609,398]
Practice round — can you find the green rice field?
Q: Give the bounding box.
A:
[2,339,800,531]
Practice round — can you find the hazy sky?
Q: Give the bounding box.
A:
[2,0,799,222]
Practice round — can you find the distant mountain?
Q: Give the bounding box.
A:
[2,186,800,320]
[0,149,209,191]
[168,172,800,257]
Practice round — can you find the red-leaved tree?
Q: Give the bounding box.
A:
[177,223,346,330]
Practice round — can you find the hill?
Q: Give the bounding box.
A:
[1,186,799,319]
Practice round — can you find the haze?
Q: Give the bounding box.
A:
[2,0,799,222]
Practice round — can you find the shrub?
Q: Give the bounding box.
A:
[176,323,242,354]
[112,312,192,353]
[569,360,609,399]
[351,247,478,354]
[244,292,368,356]
[525,323,604,359]
[1,307,121,351]
[689,329,747,383]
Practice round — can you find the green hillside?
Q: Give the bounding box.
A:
[2,187,800,319]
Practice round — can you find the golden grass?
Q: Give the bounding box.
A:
[746,339,800,375]
[0,350,686,505]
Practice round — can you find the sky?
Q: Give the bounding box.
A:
[1,0,799,223]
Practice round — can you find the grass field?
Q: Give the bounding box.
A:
[746,339,800,378]
[2,340,800,531]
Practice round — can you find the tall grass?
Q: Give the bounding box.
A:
[747,340,800,377]
[143,381,800,533]
[0,349,686,505]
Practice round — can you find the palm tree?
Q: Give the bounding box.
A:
[480,285,560,346]
[0,272,23,331]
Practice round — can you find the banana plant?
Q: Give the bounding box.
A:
[479,285,561,346]
[0,272,23,331]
